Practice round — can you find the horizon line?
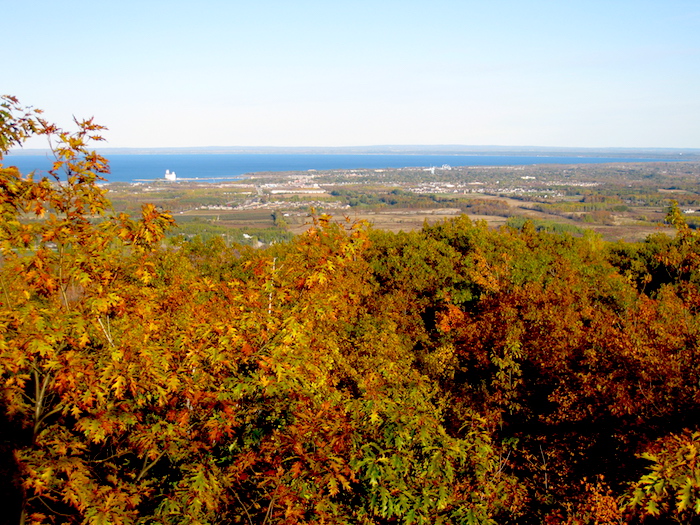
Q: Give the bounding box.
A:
[7,144,700,156]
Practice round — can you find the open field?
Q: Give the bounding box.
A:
[170,200,670,242]
[169,198,671,242]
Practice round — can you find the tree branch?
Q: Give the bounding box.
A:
[136,449,167,483]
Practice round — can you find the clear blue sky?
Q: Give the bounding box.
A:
[5,0,699,149]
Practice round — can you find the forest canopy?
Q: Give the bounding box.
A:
[3,96,700,524]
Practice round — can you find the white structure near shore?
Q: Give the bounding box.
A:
[164,169,177,181]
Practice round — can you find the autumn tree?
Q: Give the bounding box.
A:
[1,98,524,524]
[7,95,700,524]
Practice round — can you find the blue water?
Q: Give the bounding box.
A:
[2,153,677,183]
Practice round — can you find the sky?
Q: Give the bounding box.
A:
[4,0,700,149]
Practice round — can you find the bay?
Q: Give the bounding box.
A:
[2,152,681,184]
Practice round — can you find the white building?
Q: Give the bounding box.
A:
[165,169,177,181]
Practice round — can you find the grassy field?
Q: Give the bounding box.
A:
[169,202,668,242]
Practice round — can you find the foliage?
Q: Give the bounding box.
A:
[4,97,700,524]
[624,431,700,522]
[168,218,293,246]
[505,216,586,236]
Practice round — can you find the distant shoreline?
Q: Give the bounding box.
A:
[5,152,698,184]
[8,145,700,161]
